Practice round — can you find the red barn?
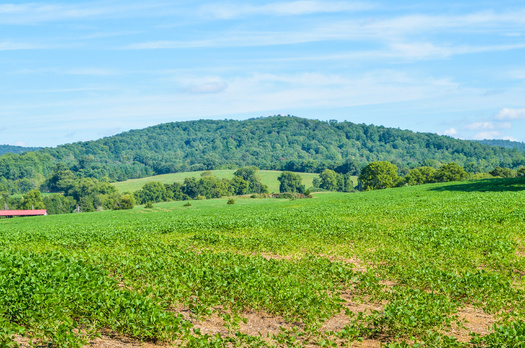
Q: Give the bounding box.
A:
[0,210,47,217]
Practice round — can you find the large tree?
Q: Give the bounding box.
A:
[319,169,339,191]
[434,163,468,182]
[358,161,400,191]
[20,189,46,210]
[278,171,305,193]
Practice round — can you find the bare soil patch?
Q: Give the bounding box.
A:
[449,305,496,342]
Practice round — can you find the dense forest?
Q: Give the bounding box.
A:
[0,145,41,156]
[477,139,525,151]
[1,115,525,194]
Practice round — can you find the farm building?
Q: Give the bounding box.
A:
[0,210,47,217]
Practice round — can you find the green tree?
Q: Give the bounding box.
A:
[319,169,339,191]
[278,171,305,193]
[518,166,525,178]
[405,168,425,186]
[230,176,249,195]
[182,177,199,199]
[43,193,75,215]
[489,166,517,178]
[166,182,185,201]
[136,181,167,204]
[358,161,400,191]
[434,163,468,182]
[20,189,46,210]
[418,166,437,183]
[115,194,135,210]
[233,166,268,193]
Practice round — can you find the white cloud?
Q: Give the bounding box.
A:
[64,68,117,76]
[464,122,495,130]
[463,121,512,130]
[495,108,525,120]
[184,81,228,94]
[12,67,118,76]
[0,3,108,24]
[0,42,46,50]
[503,136,518,141]
[200,1,373,19]
[443,128,457,136]
[473,131,502,140]
[0,2,168,25]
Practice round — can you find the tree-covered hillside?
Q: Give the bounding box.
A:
[0,144,41,156]
[477,139,525,152]
[1,116,525,193]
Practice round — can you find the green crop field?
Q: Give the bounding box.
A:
[111,170,351,193]
[1,178,524,347]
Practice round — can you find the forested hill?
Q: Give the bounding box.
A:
[477,139,525,152]
[0,144,41,156]
[1,116,525,192]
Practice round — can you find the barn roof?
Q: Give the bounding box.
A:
[0,210,47,216]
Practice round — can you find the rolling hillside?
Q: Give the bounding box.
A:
[0,144,41,156]
[1,116,524,194]
[477,139,525,151]
[111,169,345,193]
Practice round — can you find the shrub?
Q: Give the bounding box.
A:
[144,202,154,209]
[183,202,192,207]
[227,198,235,204]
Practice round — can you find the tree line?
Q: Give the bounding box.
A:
[2,162,523,216]
[133,167,268,204]
[358,162,525,191]
[1,116,525,195]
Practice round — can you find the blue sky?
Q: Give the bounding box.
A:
[1,0,524,147]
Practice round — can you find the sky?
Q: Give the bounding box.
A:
[1,0,525,147]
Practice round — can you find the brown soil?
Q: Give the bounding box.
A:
[322,255,369,273]
[449,305,497,342]
[14,302,495,348]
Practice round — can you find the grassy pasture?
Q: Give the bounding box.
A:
[0,178,524,347]
[111,170,354,193]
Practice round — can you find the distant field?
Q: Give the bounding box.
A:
[1,178,524,346]
[112,170,355,193]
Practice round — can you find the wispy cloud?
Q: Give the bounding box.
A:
[0,2,169,25]
[0,41,46,50]
[13,67,118,76]
[495,108,525,120]
[463,121,511,130]
[200,1,373,19]
[183,81,228,94]
[123,8,525,62]
[0,3,109,24]
[472,131,504,140]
